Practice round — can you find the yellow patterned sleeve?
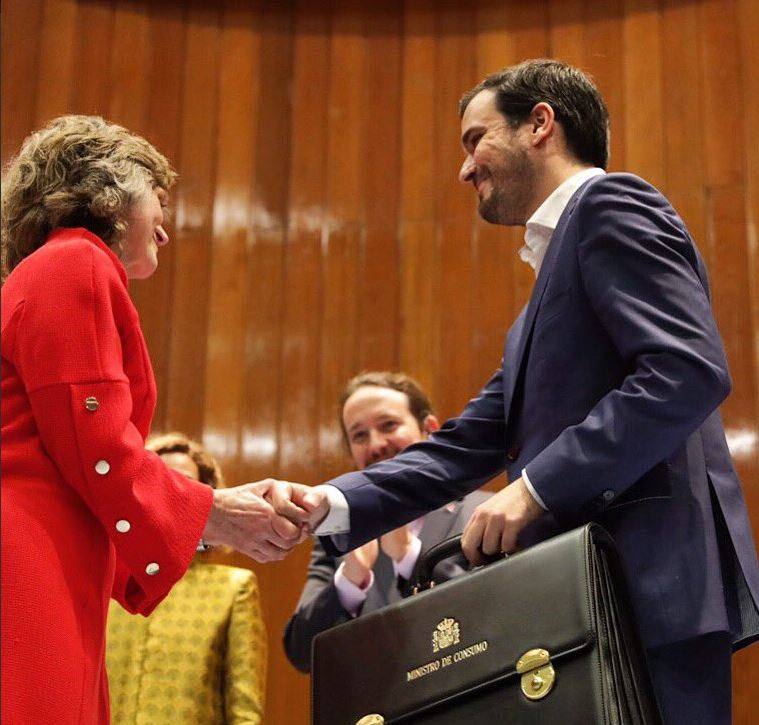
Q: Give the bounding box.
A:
[225,570,268,724]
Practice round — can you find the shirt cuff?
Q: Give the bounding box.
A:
[334,562,374,617]
[521,467,548,511]
[391,535,422,581]
[312,485,350,535]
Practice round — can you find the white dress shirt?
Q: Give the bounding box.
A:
[315,167,606,535]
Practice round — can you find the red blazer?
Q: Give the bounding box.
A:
[1,228,214,724]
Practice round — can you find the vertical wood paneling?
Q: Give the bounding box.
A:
[71,0,115,115]
[435,2,477,418]
[317,0,364,479]
[202,0,260,484]
[242,6,308,723]
[661,0,707,247]
[622,0,666,191]
[399,0,439,397]
[277,0,330,488]
[165,2,221,438]
[1,0,44,159]
[136,0,187,434]
[359,3,403,374]
[108,0,151,129]
[3,1,758,721]
[242,3,292,484]
[548,0,585,67]
[699,0,757,464]
[34,0,78,126]
[585,0,626,171]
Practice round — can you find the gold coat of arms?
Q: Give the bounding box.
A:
[432,618,460,653]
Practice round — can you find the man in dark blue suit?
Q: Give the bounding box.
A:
[283,372,491,673]
[266,60,759,723]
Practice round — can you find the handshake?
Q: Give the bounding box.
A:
[200,475,546,565]
[201,480,330,562]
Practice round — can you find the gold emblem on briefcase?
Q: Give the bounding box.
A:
[432,617,460,653]
[355,716,384,725]
[517,648,555,700]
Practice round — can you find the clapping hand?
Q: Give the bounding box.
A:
[341,524,415,587]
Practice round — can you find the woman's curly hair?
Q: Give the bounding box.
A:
[146,432,224,489]
[1,115,177,274]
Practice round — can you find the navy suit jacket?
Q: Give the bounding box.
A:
[321,173,759,652]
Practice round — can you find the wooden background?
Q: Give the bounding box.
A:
[2,0,757,721]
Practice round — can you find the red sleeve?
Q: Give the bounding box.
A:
[11,240,213,614]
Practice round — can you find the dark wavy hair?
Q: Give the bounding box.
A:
[460,59,610,169]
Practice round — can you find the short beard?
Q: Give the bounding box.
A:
[478,188,511,225]
[477,147,534,227]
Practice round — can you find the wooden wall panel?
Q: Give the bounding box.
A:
[399,0,439,398]
[34,0,78,125]
[3,1,758,722]
[165,2,220,439]
[1,0,44,160]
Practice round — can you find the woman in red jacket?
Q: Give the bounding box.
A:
[0,116,300,724]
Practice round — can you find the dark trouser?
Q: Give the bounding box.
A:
[646,631,732,724]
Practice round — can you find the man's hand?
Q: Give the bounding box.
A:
[202,481,307,563]
[461,478,544,565]
[342,540,379,588]
[380,525,415,563]
[257,480,331,531]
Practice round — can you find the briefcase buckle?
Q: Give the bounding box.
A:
[516,648,555,701]
[355,715,384,725]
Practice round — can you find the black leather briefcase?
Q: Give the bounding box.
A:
[312,524,662,724]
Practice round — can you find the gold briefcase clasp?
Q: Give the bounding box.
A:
[516,648,556,700]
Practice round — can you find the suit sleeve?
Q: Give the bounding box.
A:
[525,176,731,521]
[320,367,508,555]
[283,539,352,673]
[225,572,267,725]
[11,243,213,614]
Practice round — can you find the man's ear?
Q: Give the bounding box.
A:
[529,101,556,147]
[422,414,440,435]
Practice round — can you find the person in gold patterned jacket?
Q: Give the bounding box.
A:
[106,433,267,724]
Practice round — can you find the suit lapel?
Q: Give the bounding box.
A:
[501,179,596,422]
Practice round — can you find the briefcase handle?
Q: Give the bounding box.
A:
[413,534,503,592]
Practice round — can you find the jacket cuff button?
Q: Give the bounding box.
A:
[115,520,131,533]
[145,562,160,576]
[95,460,111,475]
